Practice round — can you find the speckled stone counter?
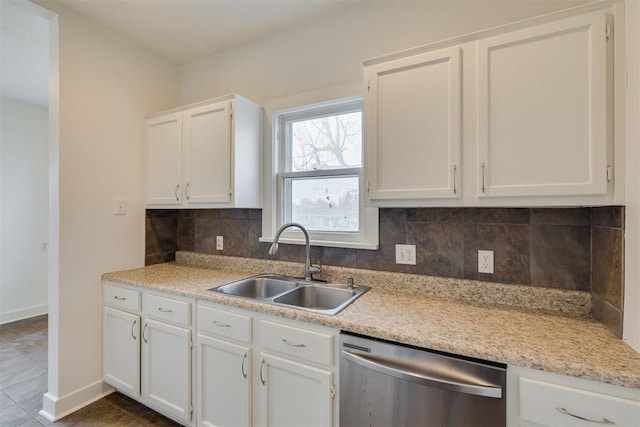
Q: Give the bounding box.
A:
[102,253,640,390]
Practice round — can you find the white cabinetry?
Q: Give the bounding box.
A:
[145,113,182,206]
[103,285,141,398]
[102,283,195,426]
[258,353,333,427]
[145,94,261,208]
[477,11,609,198]
[195,302,339,427]
[364,46,461,205]
[141,293,193,423]
[362,9,613,207]
[257,320,335,427]
[508,366,640,427]
[196,303,252,427]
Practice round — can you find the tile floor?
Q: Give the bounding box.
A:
[0,315,180,426]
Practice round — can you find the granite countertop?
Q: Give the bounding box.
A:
[102,255,640,390]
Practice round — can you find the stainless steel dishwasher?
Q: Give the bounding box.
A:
[340,332,506,427]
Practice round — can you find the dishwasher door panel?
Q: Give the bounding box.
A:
[340,333,506,427]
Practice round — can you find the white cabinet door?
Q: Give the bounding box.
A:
[103,307,140,397]
[145,113,183,206]
[365,46,461,204]
[183,101,232,205]
[258,353,333,427]
[197,334,251,427]
[477,11,608,198]
[508,366,640,427]
[141,318,192,423]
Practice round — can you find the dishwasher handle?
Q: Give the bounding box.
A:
[342,349,503,399]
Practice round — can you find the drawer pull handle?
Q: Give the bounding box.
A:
[241,352,248,379]
[556,407,614,425]
[212,320,231,328]
[158,307,173,313]
[282,338,306,348]
[114,296,127,301]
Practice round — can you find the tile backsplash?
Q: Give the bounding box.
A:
[146,206,625,337]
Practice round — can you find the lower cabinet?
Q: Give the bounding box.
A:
[507,366,640,427]
[196,301,339,427]
[258,353,333,426]
[103,306,140,397]
[102,282,195,426]
[141,318,192,422]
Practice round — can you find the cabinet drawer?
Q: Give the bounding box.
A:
[104,284,140,312]
[143,293,191,326]
[197,305,251,343]
[260,320,333,366]
[519,377,640,427]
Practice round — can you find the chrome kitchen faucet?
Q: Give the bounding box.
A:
[268,223,321,281]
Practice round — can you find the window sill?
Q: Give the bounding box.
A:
[258,236,378,251]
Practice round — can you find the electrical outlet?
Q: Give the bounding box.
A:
[395,244,416,265]
[478,250,494,274]
[216,236,223,251]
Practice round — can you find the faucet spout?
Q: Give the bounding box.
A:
[269,222,321,281]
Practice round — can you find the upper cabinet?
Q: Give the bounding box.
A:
[145,94,261,209]
[477,11,608,198]
[364,46,461,205]
[362,9,615,207]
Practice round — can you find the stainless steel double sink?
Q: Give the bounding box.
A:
[211,275,369,316]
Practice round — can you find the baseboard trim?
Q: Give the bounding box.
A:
[0,304,48,325]
[39,380,114,422]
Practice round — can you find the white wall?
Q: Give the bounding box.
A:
[30,0,179,420]
[0,98,49,323]
[179,0,589,105]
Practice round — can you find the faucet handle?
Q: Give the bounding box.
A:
[346,277,354,289]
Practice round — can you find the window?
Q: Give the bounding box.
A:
[262,92,378,250]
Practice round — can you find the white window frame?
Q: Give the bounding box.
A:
[261,83,378,250]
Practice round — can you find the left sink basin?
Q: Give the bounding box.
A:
[214,275,299,299]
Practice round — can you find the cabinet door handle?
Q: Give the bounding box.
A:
[212,320,231,328]
[114,296,126,301]
[131,319,137,340]
[453,164,458,195]
[175,184,180,202]
[260,358,266,385]
[157,307,173,313]
[481,162,486,193]
[185,182,190,201]
[282,338,306,348]
[142,322,148,343]
[241,352,248,379]
[556,407,614,425]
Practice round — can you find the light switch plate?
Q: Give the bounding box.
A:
[216,236,223,251]
[114,198,126,215]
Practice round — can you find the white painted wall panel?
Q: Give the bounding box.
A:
[0,98,49,323]
[29,0,179,419]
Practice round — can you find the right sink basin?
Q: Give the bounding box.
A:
[273,285,362,315]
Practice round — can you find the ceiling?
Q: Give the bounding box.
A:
[56,0,358,65]
[1,0,357,107]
